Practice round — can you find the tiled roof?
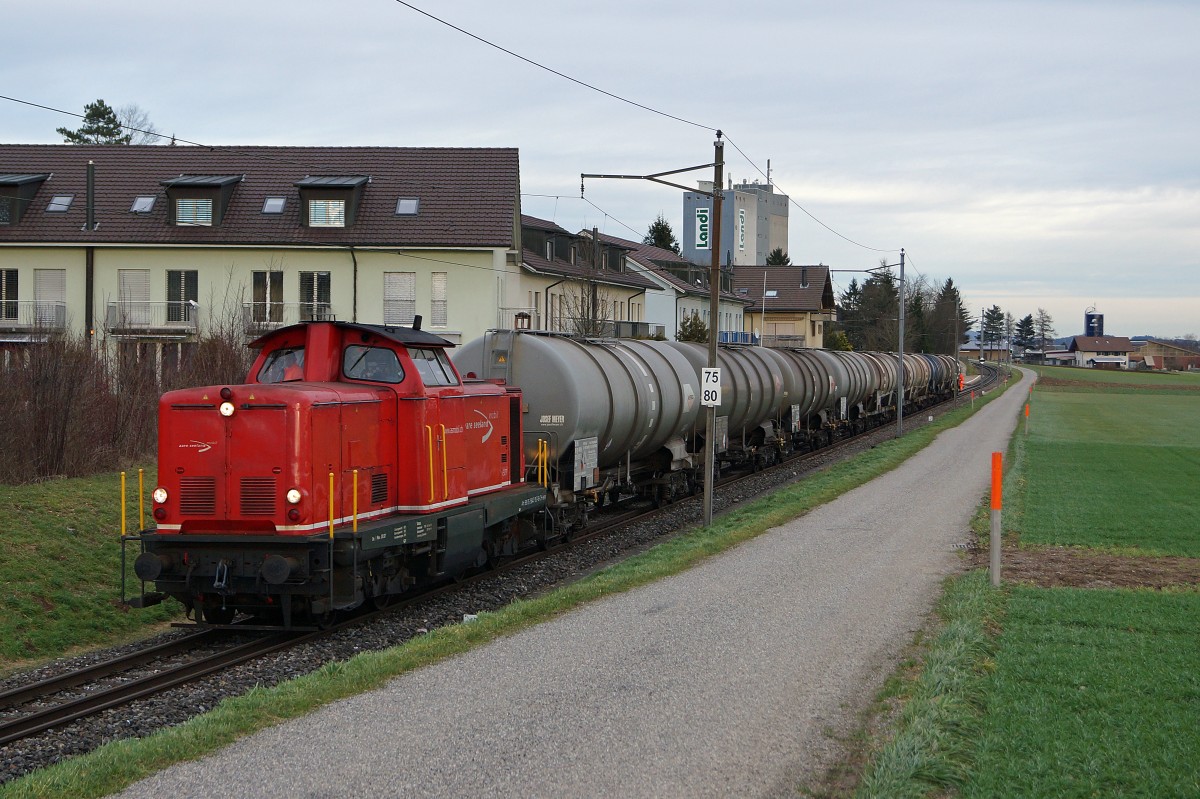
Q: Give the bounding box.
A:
[520,216,657,291]
[1068,335,1134,353]
[521,244,658,291]
[0,144,520,248]
[731,265,835,312]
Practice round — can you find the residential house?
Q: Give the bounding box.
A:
[516,216,658,335]
[1067,335,1135,369]
[590,231,745,339]
[0,144,523,371]
[732,265,835,348]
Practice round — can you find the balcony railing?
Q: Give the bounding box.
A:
[497,306,541,330]
[0,301,68,334]
[105,301,200,337]
[241,302,333,335]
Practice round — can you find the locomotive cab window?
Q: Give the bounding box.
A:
[410,348,459,386]
[258,347,306,383]
[343,345,404,383]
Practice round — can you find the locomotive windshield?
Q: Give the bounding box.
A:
[410,347,459,386]
[257,347,305,383]
[343,345,404,384]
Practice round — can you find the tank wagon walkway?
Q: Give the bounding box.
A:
[115,371,1032,799]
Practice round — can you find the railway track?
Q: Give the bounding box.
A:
[0,364,1005,753]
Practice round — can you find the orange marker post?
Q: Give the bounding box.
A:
[1024,402,1030,435]
[990,451,1003,587]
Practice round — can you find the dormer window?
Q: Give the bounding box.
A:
[0,173,51,225]
[569,245,577,264]
[176,198,213,226]
[161,175,242,227]
[308,199,345,227]
[545,241,554,260]
[295,175,368,228]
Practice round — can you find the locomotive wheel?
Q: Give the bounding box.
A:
[202,604,235,625]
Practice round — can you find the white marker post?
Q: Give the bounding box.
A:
[701,367,722,526]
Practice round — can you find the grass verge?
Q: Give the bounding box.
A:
[852,570,1003,799]
[0,390,1009,799]
[0,468,178,674]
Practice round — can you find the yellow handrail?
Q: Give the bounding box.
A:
[440,424,449,500]
[352,469,359,533]
[328,471,335,539]
[138,468,145,531]
[120,471,127,537]
[426,425,435,502]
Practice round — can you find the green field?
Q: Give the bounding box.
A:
[1032,364,1200,393]
[1021,381,1200,556]
[855,369,1200,799]
[962,587,1200,799]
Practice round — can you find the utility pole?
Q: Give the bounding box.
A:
[896,248,905,437]
[580,132,726,526]
[704,134,724,526]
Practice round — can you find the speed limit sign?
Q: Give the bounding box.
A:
[701,367,722,407]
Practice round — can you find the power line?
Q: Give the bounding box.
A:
[391,1,715,132]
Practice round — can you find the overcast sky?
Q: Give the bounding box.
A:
[5,0,1198,337]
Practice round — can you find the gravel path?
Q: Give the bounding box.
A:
[109,373,1031,799]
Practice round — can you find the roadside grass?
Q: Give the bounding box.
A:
[853,368,1200,799]
[852,570,1002,799]
[0,390,1010,799]
[0,468,178,674]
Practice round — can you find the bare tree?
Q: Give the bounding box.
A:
[558,281,621,337]
[1034,308,1056,351]
[117,104,162,145]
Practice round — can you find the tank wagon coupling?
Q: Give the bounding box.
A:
[122,321,547,628]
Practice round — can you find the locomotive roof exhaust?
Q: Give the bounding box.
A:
[412,314,422,331]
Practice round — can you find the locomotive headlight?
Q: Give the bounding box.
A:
[286,488,303,504]
[219,401,236,417]
[152,487,168,504]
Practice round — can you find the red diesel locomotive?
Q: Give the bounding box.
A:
[126,320,546,628]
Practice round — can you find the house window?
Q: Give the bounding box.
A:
[167,270,199,322]
[308,199,345,227]
[0,198,10,225]
[394,198,419,215]
[46,195,74,213]
[118,269,151,325]
[0,269,16,320]
[383,272,416,325]
[569,245,577,264]
[34,269,66,327]
[545,241,554,260]
[175,198,213,226]
[601,251,610,270]
[130,195,156,214]
[430,272,447,326]
[261,197,286,214]
[299,271,332,320]
[251,271,284,323]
